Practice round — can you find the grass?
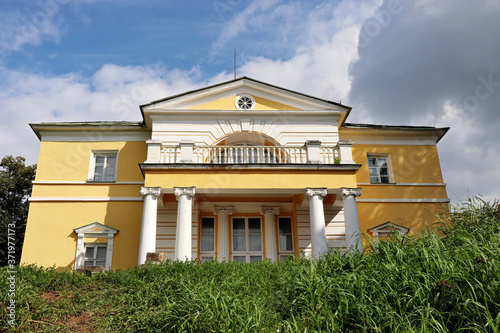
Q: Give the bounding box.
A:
[1,197,499,332]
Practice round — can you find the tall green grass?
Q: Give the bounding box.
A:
[1,197,499,332]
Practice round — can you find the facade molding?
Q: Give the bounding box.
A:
[32,181,145,185]
[357,198,450,203]
[29,197,143,202]
[357,183,447,187]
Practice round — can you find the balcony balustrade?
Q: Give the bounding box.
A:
[158,144,345,164]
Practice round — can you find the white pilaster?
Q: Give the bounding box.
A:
[138,186,161,266]
[214,206,233,262]
[340,187,363,252]
[306,188,328,258]
[174,186,196,261]
[106,234,114,270]
[261,207,280,261]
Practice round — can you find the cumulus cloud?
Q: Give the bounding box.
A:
[348,0,500,202]
[0,65,205,165]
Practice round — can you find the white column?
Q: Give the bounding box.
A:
[214,206,233,262]
[138,186,162,266]
[261,207,280,261]
[341,187,363,252]
[174,186,196,261]
[306,188,328,258]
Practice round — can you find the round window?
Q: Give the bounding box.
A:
[235,94,255,110]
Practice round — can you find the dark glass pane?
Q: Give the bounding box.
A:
[233,235,245,251]
[368,157,376,166]
[233,218,245,234]
[369,168,378,177]
[201,218,214,234]
[201,235,214,251]
[84,260,93,266]
[107,156,116,166]
[96,261,106,267]
[233,256,245,263]
[250,256,262,263]
[378,158,387,166]
[381,176,390,183]
[280,234,293,251]
[279,218,292,234]
[95,156,105,164]
[248,235,262,251]
[370,176,379,183]
[96,247,106,259]
[248,218,261,233]
[380,167,388,176]
[85,247,94,259]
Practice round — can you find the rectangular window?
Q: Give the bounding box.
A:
[232,217,262,263]
[200,217,215,261]
[89,151,118,182]
[278,217,294,259]
[367,155,391,184]
[84,244,107,267]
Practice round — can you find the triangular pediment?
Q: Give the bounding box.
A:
[74,222,119,235]
[140,77,351,126]
[369,221,409,236]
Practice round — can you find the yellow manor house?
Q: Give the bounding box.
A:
[21,77,449,270]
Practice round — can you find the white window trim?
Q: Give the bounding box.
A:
[200,216,216,261]
[367,154,393,184]
[369,221,409,244]
[74,222,119,270]
[83,243,108,267]
[87,150,119,182]
[232,217,263,263]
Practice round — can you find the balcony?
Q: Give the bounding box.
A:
[145,140,355,166]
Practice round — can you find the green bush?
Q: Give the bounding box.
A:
[1,197,499,332]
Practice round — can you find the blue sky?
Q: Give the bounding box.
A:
[1,0,499,204]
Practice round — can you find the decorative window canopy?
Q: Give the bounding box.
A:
[369,221,409,240]
[73,222,119,270]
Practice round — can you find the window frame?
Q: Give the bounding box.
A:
[199,216,216,262]
[367,154,393,184]
[88,150,119,182]
[83,243,108,267]
[278,217,294,259]
[231,216,263,263]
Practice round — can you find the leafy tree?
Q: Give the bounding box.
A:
[0,156,36,266]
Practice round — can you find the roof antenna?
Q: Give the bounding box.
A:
[234,48,237,79]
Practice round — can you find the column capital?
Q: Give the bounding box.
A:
[340,187,362,198]
[261,207,280,215]
[214,206,234,215]
[174,186,196,199]
[305,187,328,199]
[140,186,162,198]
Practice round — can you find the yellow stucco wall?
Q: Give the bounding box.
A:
[22,140,147,269]
[352,144,445,184]
[190,95,300,110]
[35,141,146,181]
[21,201,143,269]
